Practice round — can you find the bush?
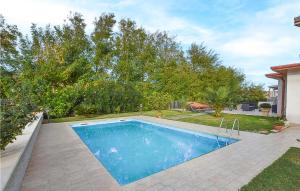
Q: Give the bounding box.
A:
[0,100,35,150]
[144,92,172,111]
[0,71,36,150]
[260,103,271,109]
[45,85,82,118]
[74,104,98,115]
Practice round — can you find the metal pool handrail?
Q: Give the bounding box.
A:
[216,118,226,147]
[217,118,240,146]
[231,119,240,136]
[224,118,240,136]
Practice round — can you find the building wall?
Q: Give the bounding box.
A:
[286,69,300,124]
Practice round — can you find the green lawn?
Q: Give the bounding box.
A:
[50,110,280,133]
[50,110,278,132]
[177,113,280,133]
[50,110,191,123]
[241,147,300,191]
[143,110,191,118]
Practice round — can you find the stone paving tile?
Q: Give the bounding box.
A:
[68,181,93,191]
[21,116,300,191]
[21,183,49,191]
[144,183,165,191]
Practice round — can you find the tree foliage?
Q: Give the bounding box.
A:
[206,87,231,117]
[241,83,267,104]
[0,15,35,149]
[144,92,172,112]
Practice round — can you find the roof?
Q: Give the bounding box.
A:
[295,16,300,27]
[265,73,283,79]
[271,63,300,73]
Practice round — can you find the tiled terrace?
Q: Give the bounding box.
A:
[21,116,300,191]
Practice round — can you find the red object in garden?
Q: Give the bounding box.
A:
[273,125,284,131]
[189,102,210,110]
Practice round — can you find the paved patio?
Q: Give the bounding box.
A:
[21,116,300,191]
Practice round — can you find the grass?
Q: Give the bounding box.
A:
[241,147,300,191]
[143,110,191,118]
[177,113,280,133]
[50,110,280,133]
[50,110,191,123]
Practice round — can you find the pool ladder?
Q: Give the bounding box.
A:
[216,118,240,147]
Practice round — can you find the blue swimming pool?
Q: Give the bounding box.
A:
[72,120,238,185]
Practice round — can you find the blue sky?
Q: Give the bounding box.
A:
[1,0,300,87]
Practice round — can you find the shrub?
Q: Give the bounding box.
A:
[144,92,172,112]
[260,103,271,109]
[114,106,121,114]
[74,104,98,115]
[45,85,82,118]
[0,100,35,150]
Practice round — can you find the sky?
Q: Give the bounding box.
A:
[1,0,300,87]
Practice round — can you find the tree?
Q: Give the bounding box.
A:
[17,13,93,117]
[114,19,149,82]
[206,86,230,117]
[241,83,266,104]
[0,15,21,71]
[1,13,257,149]
[188,43,219,72]
[0,16,35,150]
[187,43,220,101]
[1,13,251,119]
[91,13,116,76]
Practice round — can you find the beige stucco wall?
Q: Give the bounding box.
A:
[286,69,300,124]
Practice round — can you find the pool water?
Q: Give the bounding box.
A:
[72,120,238,185]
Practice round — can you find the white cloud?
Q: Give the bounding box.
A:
[0,0,98,33]
[220,0,300,58]
[127,3,216,45]
[141,3,220,47]
[221,35,296,57]
[1,0,70,26]
[216,0,300,87]
[0,0,215,44]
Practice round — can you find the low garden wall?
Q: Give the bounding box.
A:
[0,113,43,191]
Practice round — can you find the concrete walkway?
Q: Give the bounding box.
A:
[21,116,300,191]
